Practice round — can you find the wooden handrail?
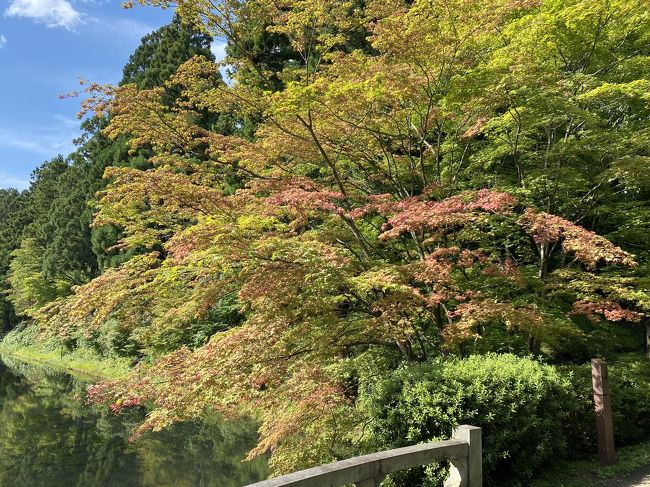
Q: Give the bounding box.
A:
[244,425,482,487]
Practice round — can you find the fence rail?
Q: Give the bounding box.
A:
[244,425,482,487]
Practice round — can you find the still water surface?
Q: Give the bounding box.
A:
[0,354,268,487]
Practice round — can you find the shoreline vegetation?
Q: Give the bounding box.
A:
[2,340,650,487]
[0,340,131,380]
[2,332,650,487]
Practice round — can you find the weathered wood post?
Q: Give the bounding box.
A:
[592,359,616,465]
[444,425,482,487]
[644,319,650,359]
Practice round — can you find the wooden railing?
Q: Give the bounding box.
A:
[244,425,482,487]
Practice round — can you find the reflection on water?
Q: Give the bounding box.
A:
[0,354,268,487]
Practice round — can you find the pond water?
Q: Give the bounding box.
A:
[0,354,268,487]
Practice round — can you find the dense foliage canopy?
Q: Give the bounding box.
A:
[2,0,649,480]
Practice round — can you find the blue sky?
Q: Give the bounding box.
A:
[0,0,226,190]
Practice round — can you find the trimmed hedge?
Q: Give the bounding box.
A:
[358,354,650,487]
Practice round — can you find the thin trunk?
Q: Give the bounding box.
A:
[436,123,443,182]
[396,339,415,362]
[644,318,650,360]
[538,242,550,283]
[297,112,372,259]
[529,242,551,355]
[528,336,541,355]
[434,304,445,331]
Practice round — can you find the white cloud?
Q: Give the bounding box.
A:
[0,35,6,48]
[6,0,83,30]
[0,116,80,190]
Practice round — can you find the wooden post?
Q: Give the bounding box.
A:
[644,319,650,359]
[592,359,615,465]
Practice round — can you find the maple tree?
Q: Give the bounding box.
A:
[1,0,649,477]
[55,0,646,473]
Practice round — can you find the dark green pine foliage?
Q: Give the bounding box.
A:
[21,155,99,286]
[0,189,30,332]
[90,16,219,270]
[121,14,215,89]
[76,117,149,273]
[222,1,372,138]
[3,158,76,317]
[1,16,220,329]
[89,16,218,270]
[46,16,217,279]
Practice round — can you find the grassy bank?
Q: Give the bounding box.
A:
[0,340,132,380]
[532,440,650,487]
[0,344,131,380]
[0,324,133,380]
[0,344,132,380]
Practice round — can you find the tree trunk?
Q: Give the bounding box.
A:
[528,335,541,355]
[396,339,415,362]
[644,318,650,359]
[539,242,550,282]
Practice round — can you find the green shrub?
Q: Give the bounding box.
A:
[610,358,650,444]
[550,318,644,364]
[359,353,650,487]
[140,295,244,355]
[559,356,650,448]
[359,354,576,486]
[81,318,141,359]
[1,323,61,351]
